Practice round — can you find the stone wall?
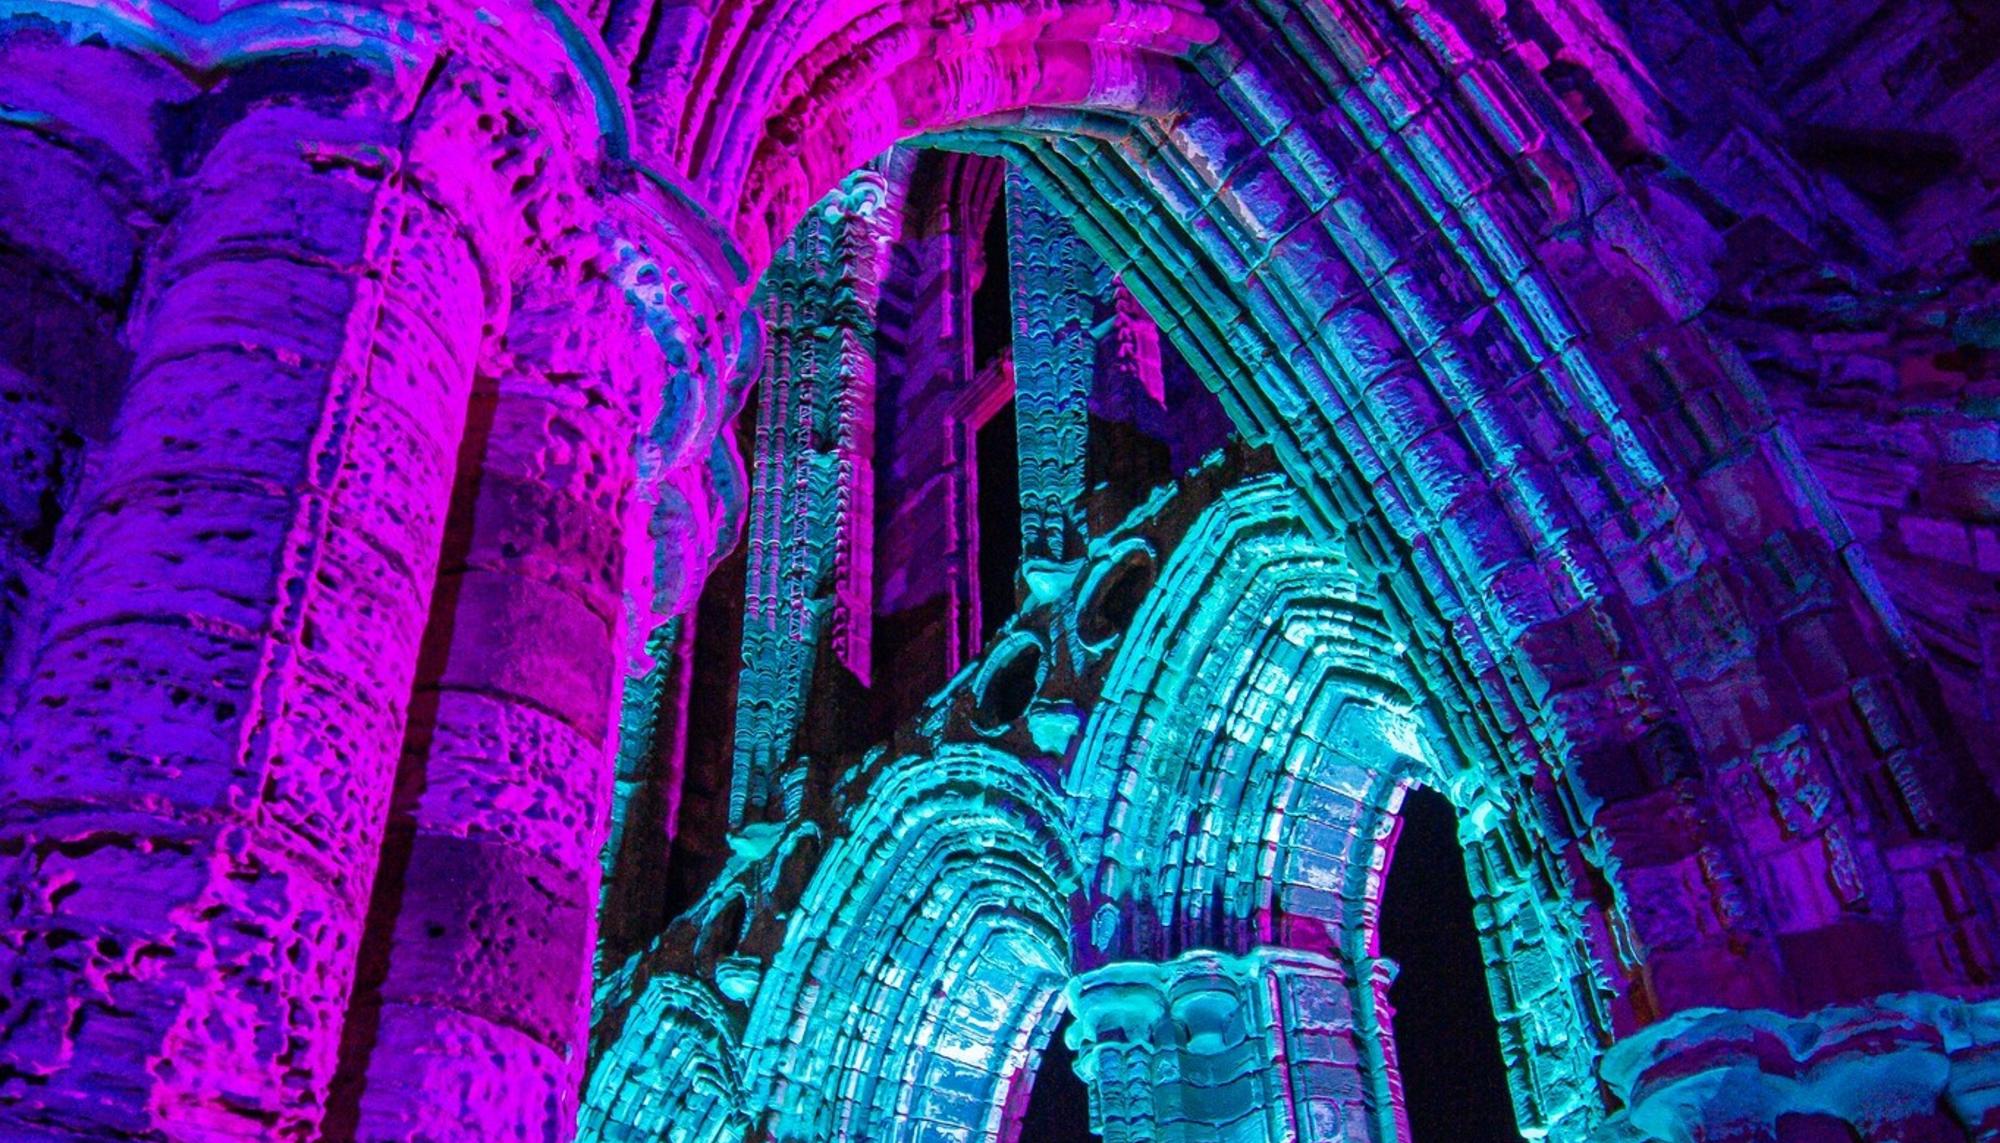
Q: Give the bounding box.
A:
[0,0,1994,1138]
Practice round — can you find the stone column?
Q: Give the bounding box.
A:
[730,167,894,826]
[1593,994,2000,1143]
[0,364,77,689]
[1065,948,1395,1143]
[336,171,756,1137]
[332,276,631,1139]
[598,613,694,955]
[1004,167,1098,566]
[0,45,150,711]
[0,19,591,1136]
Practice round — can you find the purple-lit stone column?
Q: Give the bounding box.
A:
[0,81,500,1138]
[339,276,632,1139]
[1065,948,1396,1143]
[0,45,149,710]
[338,193,753,1139]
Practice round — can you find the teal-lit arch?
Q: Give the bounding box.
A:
[581,972,748,1143]
[1060,473,1608,1138]
[585,455,1616,1141]
[587,0,1962,1137]
[735,742,1078,1141]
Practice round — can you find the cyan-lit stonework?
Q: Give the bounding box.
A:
[0,0,1995,1139]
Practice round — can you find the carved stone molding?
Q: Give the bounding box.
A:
[1066,947,1396,1143]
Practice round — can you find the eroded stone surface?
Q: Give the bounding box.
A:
[0,0,1995,1140]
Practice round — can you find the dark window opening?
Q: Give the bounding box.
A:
[1378,786,1519,1143]
[654,394,760,924]
[1018,1015,1093,1143]
[974,399,1021,647]
[1085,412,1174,528]
[1081,298,1235,529]
[970,202,1011,370]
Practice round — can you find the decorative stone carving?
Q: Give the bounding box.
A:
[1005,166,1101,565]
[2,0,1997,1138]
[731,165,897,826]
[1066,948,1397,1143]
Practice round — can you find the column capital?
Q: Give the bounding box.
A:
[593,168,761,666]
[1064,947,1377,1143]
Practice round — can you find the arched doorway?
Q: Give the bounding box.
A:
[1378,786,1517,1142]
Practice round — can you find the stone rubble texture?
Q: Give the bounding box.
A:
[0,0,1992,1140]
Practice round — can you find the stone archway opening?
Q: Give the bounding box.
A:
[1376,785,1517,1143]
[4,0,1996,1138]
[1014,1011,1094,1143]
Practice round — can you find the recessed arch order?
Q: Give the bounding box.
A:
[581,0,1967,1131]
[585,453,1612,1141]
[605,0,1998,1113]
[640,0,1957,1035]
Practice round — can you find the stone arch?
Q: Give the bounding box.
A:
[580,973,749,1143]
[674,0,1985,1030]
[637,0,1995,1123]
[736,743,1079,1141]
[623,0,1214,266]
[2,0,1992,1136]
[1068,476,1425,958]
[581,447,1265,1143]
[1066,472,1606,1137]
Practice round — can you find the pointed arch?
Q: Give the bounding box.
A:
[1067,473,1609,1136]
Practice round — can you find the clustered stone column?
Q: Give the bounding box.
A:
[0,48,127,696]
[1065,948,1400,1143]
[0,6,754,1139]
[336,248,688,1134]
[730,167,895,825]
[0,60,498,1137]
[1005,167,1100,566]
